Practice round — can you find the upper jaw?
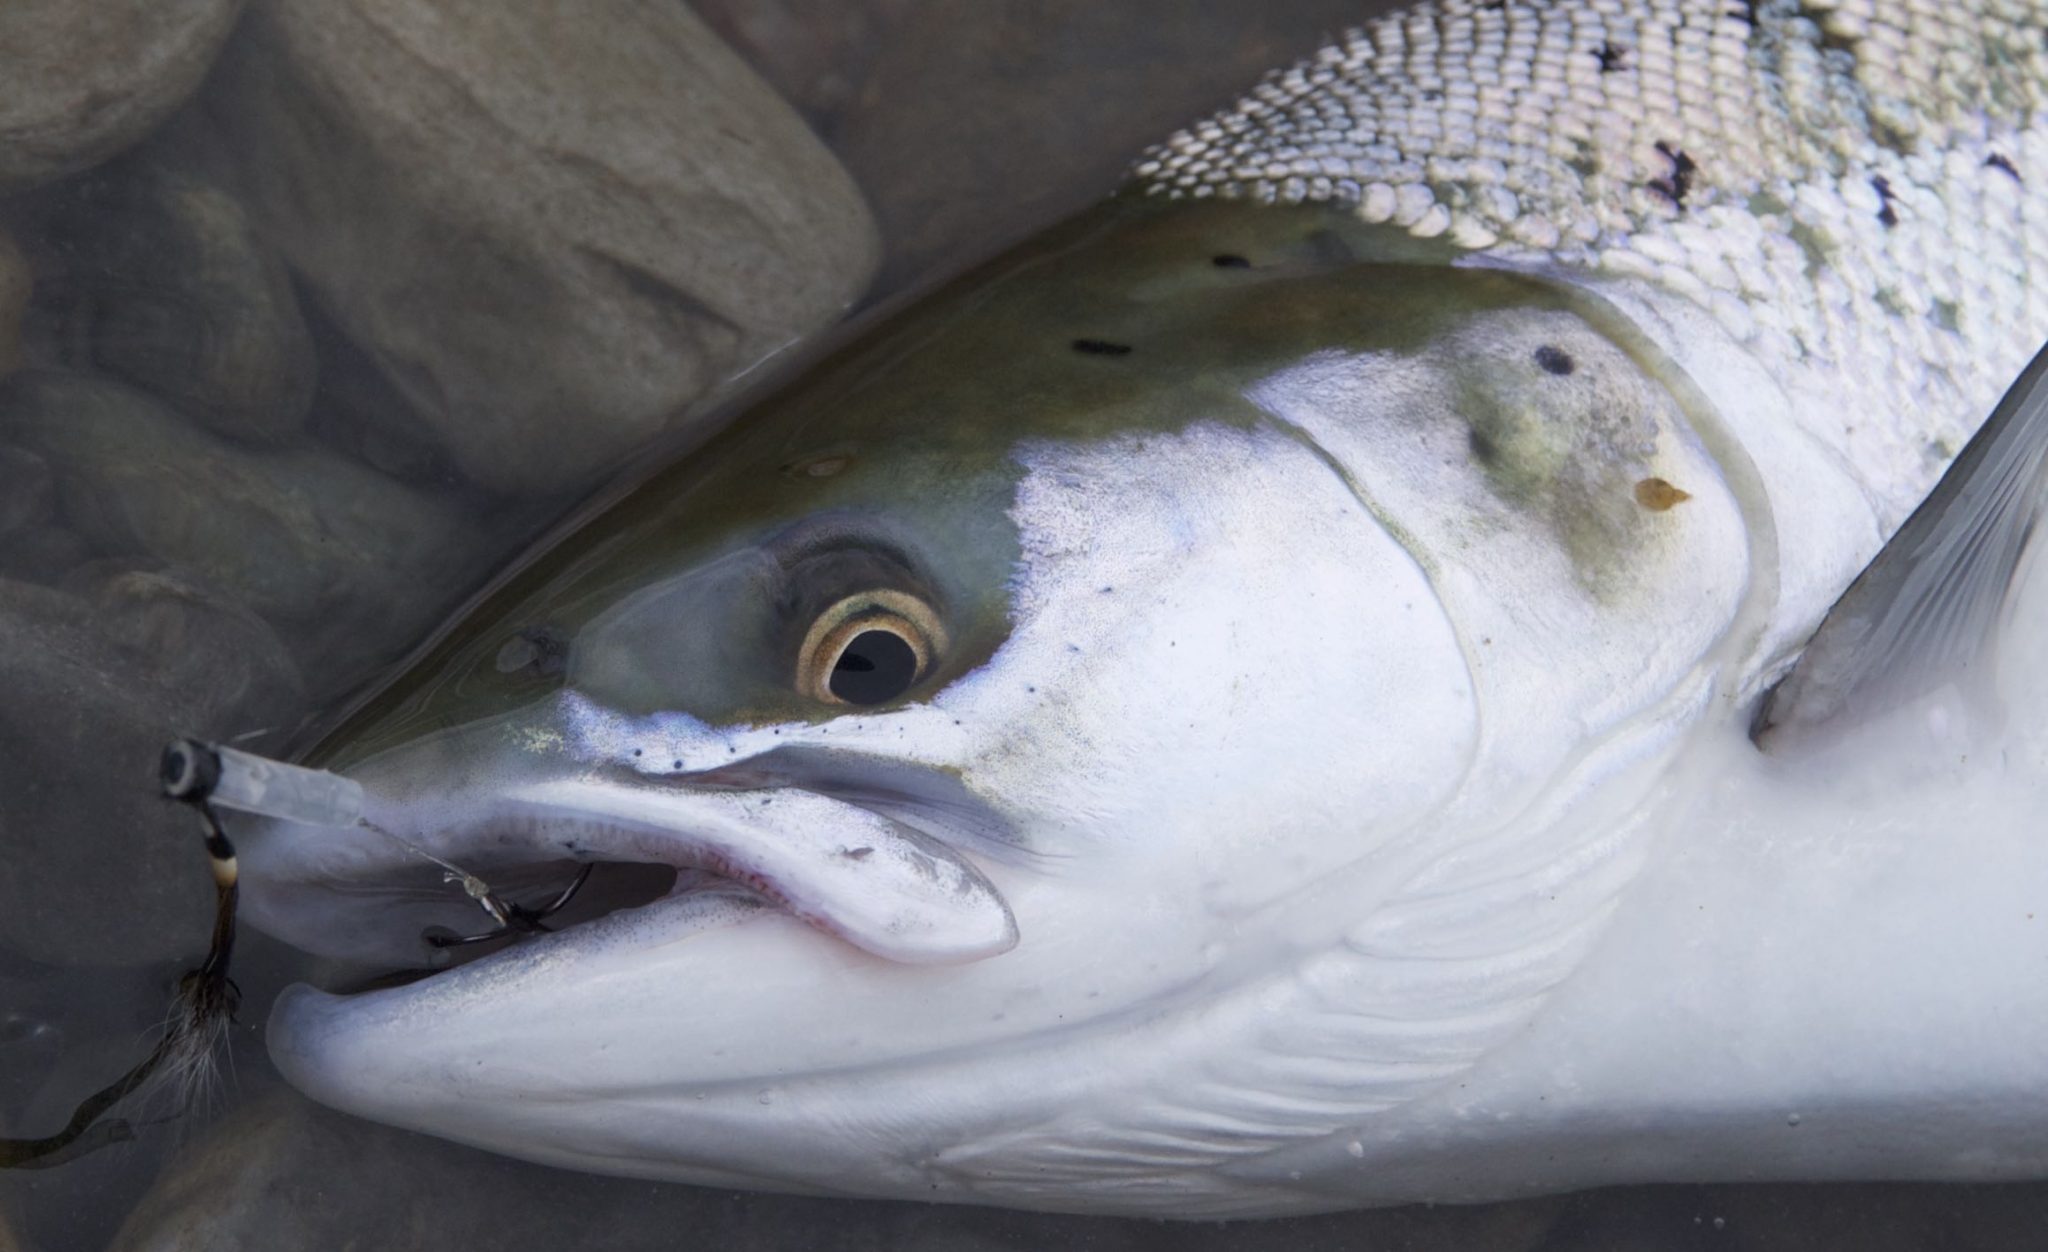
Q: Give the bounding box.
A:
[233,695,1020,973]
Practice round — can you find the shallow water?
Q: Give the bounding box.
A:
[2,2,2046,1248]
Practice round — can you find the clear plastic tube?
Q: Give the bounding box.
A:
[160,739,363,828]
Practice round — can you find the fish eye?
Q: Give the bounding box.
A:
[796,591,946,707]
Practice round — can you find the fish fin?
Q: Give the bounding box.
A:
[1753,339,2048,752]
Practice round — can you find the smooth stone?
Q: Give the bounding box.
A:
[38,158,316,445]
[0,0,247,194]
[0,447,53,538]
[0,522,94,585]
[61,563,304,729]
[0,576,300,966]
[300,299,458,486]
[202,0,880,496]
[692,0,914,128]
[829,0,1370,290]
[0,227,25,379]
[0,371,483,693]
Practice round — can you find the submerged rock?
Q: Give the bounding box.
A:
[0,371,483,690]
[36,158,316,445]
[62,563,304,728]
[0,522,92,586]
[0,576,299,966]
[0,447,52,540]
[828,0,1369,290]
[692,0,916,128]
[0,228,26,379]
[0,0,247,194]
[200,0,880,496]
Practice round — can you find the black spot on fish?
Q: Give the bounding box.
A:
[1595,42,1627,72]
[1211,254,1252,268]
[1799,2,1860,57]
[1534,345,1576,375]
[1649,142,1697,210]
[671,759,683,770]
[1987,153,2023,183]
[1871,175,1898,227]
[1071,339,1133,356]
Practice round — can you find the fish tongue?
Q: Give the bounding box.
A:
[498,779,1018,964]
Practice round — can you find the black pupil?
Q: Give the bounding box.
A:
[829,629,920,705]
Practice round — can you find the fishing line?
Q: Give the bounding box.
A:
[0,763,239,1170]
[0,739,581,1168]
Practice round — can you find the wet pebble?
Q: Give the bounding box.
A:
[33,157,317,445]
[199,0,881,496]
[0,371,483,690]
[0,576,299,966]
[0,0,247,194]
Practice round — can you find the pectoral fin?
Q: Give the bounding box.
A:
[1753,339,2048,752]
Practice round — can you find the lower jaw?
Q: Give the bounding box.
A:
[274,856,777,995]
[278,877,780,1017]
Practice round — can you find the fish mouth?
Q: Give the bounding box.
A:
[234,746,1022,983]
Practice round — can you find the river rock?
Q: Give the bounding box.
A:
[0,575,299,966]
[0,447,52,539]
[0,0,247,194]
[692,0,916,128]
[63,563,304,729]
[0,228,26,380]
[300,299,456,486]
[200,0,880,496]
[36,159,315,445]
[830,0,1369,290]
[0,522,93,585]
[0,371,482,692]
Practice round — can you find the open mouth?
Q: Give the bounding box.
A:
[332,857,687,990]
[233,748,1022,984]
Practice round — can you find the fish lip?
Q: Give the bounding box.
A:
[238,749,1020,975]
